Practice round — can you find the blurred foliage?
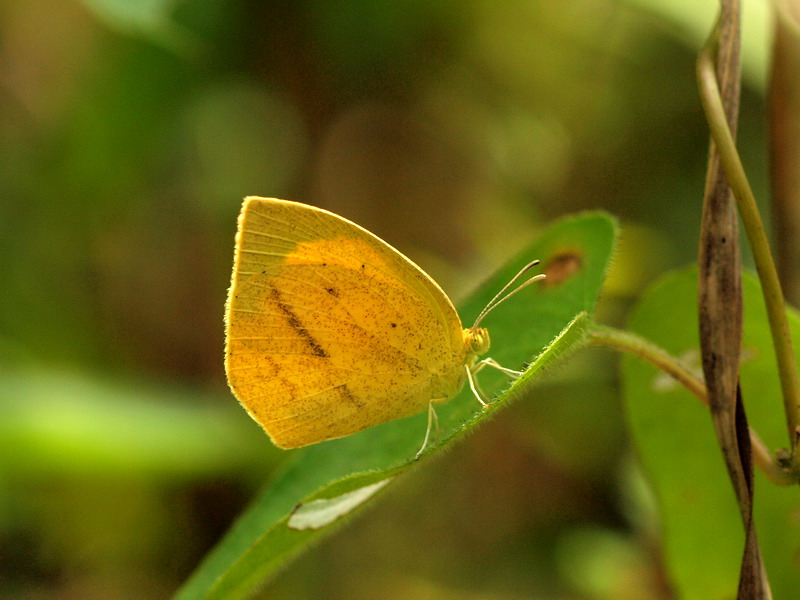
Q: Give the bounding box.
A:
[623,268,800,598]
[0,0,776,598]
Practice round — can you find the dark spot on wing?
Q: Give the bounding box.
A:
[390,322,397,328]
[262,355,280,377]
[337,384,364,408]
[326,287,339,298]
[270,288,328,357]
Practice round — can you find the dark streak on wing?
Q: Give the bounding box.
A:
[336,383,364,408]
[270,288,329,358]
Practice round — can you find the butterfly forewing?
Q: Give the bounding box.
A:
[225,197,468,447]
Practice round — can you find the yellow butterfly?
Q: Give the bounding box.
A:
[224,197,542,456]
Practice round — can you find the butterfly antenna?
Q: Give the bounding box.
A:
[472,260,545,328]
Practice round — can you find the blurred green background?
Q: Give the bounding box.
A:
[0,0,774,598]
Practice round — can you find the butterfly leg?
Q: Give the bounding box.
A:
[415,401,441,460]
[473,357,523,379]
[466,364,490,407]
[467,358,524,408]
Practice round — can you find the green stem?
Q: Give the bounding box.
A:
[698,24,800,461]
[588,323,796,486]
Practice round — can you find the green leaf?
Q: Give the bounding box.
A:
[77,0,197,54]
[0,370,272,479]
[175,211,617,600]
[623,0,769,89]
[621,266,800,599]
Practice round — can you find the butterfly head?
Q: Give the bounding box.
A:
[465,326,490,358]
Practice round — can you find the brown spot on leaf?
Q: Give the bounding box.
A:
[541,251,583,287]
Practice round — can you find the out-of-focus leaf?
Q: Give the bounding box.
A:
[0,370,273,479]
[622,266,800,599]
[78,0,197,52]
[622,0,769,88]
